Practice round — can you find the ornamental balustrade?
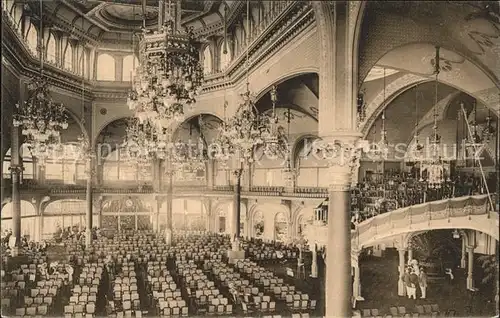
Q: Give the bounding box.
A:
[353,194,498,248]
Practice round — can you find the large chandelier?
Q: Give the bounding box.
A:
[14,76,68,143]
[216,83,273,165]
[14,0,68,164]
[126,0,204,128]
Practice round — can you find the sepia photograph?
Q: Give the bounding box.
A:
[1,1,499,317]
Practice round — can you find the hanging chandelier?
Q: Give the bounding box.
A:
[281,108,296,186]
[14,1,68,163]
[262,86,288,159]
[216,83,273,165]
[406,86,425,162]
[126,0,204,128]
[421,46,446,189]
[368,68,389,160]
[213,1,278,168]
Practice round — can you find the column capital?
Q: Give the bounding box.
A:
[319,133,365,191]
[466,245,476,251]
[9,165,24,174]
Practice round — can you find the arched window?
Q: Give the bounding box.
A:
[97,53,115,81]
[26,24,38,56]
[203,46,212,75]
[274,212,288,242]
[46,35,56,63]
[80,49,87,77]
[64,45,73,71]
[219,41,231,71]
[122,55,138,82]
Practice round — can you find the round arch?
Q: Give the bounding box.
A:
[255,71,319,101]
[93,116,130,149]
[167,112,223,143]
[364,43,499,117]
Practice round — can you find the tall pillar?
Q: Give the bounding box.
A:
[165,171,173,245]
[207,160,215,189]
[325,159,357,317]
[352,249,364,303]
[85,158,93,248]
[10,118,22,255]
[398,248,407,296]
[461,237,467,268]
[228,169,245,262]
[466,246,475,290]
[232,169,242,244]
[311,243,318,278]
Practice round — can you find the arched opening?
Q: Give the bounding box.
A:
[1,200,37,240]
[25,24,38,56]
[97,53,116,81]
[122,54,138,82]
[219,41,231,71]
[274,212,288,242]
[253,211,264,239]
[64,45,73,71]
[46,35,56,63]
[203,45,212,75]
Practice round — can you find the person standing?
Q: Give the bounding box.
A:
[409,268,419,300]
[419,267,427,299]
[403,267,412,299]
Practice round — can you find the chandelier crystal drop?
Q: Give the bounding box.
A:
[14,75,69,162]
[127,1,204,128]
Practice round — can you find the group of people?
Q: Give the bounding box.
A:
[402,259,428,300]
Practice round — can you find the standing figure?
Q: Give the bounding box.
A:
[408,268,419,300]
[403,267,412,298]
[419,267,427,299]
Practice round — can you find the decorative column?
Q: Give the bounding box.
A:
[10,113,23,256]
[325,159,355,316]
[165,168,174,245]
[311,243,318,278]
[232,169,242,244]
[228,168,245,263]
[85,157,94,248]
[352,249,364,303]
[397,247,407,296]
[466,245,475,290]
[461,236,467,268]
[206,159,215,189]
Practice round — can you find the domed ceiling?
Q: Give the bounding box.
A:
[41,0,220,43]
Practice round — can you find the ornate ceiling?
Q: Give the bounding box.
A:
[41,0,220,42]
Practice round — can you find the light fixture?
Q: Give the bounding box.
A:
[122,118,170,167]
[13,0,68,163]
[281,108,296,187]
[215,1,276,168]
[407,85,424,163]
[369,68,389,159]
[126,0,204,129]
[421,46,446,189]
